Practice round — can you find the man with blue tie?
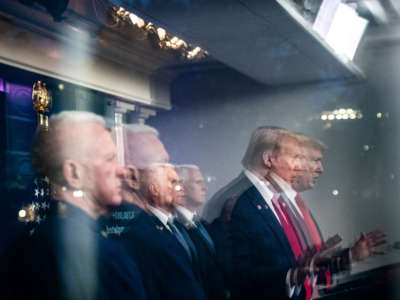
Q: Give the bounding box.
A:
[174,164,228,300]
[118,163,206,300]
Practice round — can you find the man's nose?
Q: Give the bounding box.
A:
[116,164,126,178]
[316,162,324,173]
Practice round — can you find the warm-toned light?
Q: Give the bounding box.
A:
[112,6,207,60]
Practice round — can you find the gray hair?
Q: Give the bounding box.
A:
[175,164,200,183]
[31,110,106,183]
[50,110,105,127]
[241,126,288,169]
[124,124,159,137]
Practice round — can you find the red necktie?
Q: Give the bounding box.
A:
[295,194,331,290]
[271,195,303,259]
[271,195,313,300]
[294,194,322,251]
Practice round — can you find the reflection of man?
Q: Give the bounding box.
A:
[204,126,386,300]
[102,124,169,236]
[289,136,386,263]
[119,163,206,300]
[204,126,309,300]
[6,111,146,300]
[175,165,227,300]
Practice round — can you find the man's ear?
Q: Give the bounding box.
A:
[262,151,273,169]
[148,183,160,198]
[124,165,140,191]
[63,159,84,189]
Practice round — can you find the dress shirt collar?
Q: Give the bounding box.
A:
[175,205,196,225]
[244,169,281,223]
[270,172,303,217]
[147,205,173,229]
[270,172,297,201]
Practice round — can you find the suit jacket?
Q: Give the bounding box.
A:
[175,210,228,300]
[100,202,142,237]
[4,200,147,300]
[119,207,206,300]
[215,173,305,300]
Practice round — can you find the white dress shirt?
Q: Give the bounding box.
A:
[270,172,303,218]
[175,205,196,226]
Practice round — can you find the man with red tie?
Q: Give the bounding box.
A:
[268,133,386,298]
[206,127,385,300]
[207,127,319,300]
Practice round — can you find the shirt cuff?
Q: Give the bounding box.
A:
[286,269,302,298]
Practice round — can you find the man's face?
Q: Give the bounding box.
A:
[270,138,305,185]
[292,147,324,192]
[171,168,185,206]
[156,166,180,211]
[184,169,206,208]
[83,127,124,208]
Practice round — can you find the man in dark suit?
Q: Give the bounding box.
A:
[203,126,386,300]
[101,124,169,237]
[174,164,228,300]
[118,163,206,300]
[4,111,147,300]
[202,126,306,300]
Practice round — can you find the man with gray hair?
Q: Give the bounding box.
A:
[5,111,147,300]
[175,164,228,300]
[118,163,207,300]
[101,123,169,236]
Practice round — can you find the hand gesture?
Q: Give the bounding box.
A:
[350,230,387,262]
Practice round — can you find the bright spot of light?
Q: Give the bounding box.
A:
[377,112,382,119]
[349,113,356,119]
[363,145,370,151]
[58,83,64,90]
[73,190,84,198]
[342,114,349,120]
[332,189,339,196]
[328,114,335,120]
[321,114,328,120]
[315,2,368,60]
[175,185,182,191]
[339,108,346,114]
[18,209,26,218]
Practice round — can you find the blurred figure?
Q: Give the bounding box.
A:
[4,111,146,300]
[290,135,386,263]
[101,124,169,236]
[124,124,169,169]
[203,126,310,300]
[175,165,228,300]
[203,127,351,300]
[118,163,206,300]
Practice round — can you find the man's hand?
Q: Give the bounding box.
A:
[291,247,333,285]
[350,230,387,262]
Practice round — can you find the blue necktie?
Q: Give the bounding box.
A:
[167,218,193,261]
[194,218,216,256]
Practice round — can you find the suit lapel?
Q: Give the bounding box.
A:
[248,186,296,265]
